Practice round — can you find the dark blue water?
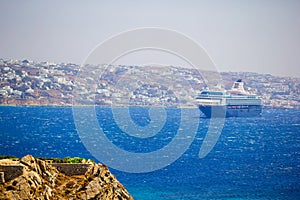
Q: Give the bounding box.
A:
[0,106,299,199]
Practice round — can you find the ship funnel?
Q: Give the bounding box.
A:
[230,79,247,94]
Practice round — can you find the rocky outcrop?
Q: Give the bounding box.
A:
[0,155,133,200]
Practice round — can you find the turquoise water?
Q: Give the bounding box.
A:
[0,107,299,199]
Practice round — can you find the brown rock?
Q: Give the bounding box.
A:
[0,155,134,200]
[0,172,4,184]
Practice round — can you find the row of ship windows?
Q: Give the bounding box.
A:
[198,96,257,99]
[227,105,249,109]
[227,105,261,109]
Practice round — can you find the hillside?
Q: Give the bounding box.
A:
[0,59,299,108]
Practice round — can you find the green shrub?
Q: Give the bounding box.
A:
[62,156,86,163]
[0,155,92,163]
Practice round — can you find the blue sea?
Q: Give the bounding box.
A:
[0,106,299,199]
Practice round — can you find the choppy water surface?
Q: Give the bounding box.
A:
[0,107,299,199]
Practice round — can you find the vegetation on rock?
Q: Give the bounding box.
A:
[0,155,94,164]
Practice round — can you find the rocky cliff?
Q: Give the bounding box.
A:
[0,155,133,200]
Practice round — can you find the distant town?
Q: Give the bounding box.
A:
[0,58,299,109]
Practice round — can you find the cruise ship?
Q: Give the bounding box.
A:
[196,79,262,117]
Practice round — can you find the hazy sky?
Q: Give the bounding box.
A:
[0,0,299,77]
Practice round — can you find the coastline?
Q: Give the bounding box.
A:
[0,104,199,109]
[0,104,297,110]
